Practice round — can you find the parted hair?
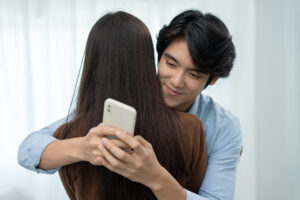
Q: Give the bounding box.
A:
[54,11,188,200]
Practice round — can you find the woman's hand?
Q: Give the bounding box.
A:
[98,131,165,188]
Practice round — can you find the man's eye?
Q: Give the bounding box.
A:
[190,73,201,79]
[167,61,176,68]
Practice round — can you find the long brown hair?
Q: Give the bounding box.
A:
[55,11,187,200]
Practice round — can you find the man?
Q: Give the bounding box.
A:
[18,10,242,200]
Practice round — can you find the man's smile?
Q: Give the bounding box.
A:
[163,83,184,96]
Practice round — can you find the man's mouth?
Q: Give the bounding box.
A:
[165,84,183,96]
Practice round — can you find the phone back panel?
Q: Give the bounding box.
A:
[103,98,136,137]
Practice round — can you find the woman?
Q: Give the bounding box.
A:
[54,11,207,200]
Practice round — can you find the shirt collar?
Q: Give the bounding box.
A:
[188,94,201,115]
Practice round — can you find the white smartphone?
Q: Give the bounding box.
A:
[103,98,137,139]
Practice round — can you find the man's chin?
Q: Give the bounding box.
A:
[164,98,191,112]
[164,99,180,110]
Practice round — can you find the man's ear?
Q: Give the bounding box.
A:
[209,77,219,85]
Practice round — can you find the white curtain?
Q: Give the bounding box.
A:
[0,0,298,199]
[255,0,300,199]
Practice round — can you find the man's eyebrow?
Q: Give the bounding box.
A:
[164,53,180,65]
[190,67,202,73]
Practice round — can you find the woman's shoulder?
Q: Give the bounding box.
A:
[176,111,203,128]
[176,111,205,142]
[175,112,207,190]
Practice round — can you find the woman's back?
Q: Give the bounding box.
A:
[54,11,207,200]
[56,112,207,200]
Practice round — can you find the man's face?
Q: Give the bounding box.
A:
[158,38,217,111]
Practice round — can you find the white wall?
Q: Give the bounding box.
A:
[255,0,300,199]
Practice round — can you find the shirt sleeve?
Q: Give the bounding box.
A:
[185,118,242,200]
[186,190,209,200]
[17,116,67,174]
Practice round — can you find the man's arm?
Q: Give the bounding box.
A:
[18,118,129,173]
[18,121,88,172]
[186,118,242,200]
[37,137,85,170]
[95,116,241,200]
[18,116,89,172]
[98,132,187,200]
[18,117,67,173]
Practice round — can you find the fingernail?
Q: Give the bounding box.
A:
[102,138,108,144]
[116,131,123,136]
[99,144,103,151]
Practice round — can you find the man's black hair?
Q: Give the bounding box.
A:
[157,10,236,85]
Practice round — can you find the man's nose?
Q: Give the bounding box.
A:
[171,71,185,88]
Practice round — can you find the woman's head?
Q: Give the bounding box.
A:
[77,11,158,118]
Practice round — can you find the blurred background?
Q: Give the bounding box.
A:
[0,0,299,199]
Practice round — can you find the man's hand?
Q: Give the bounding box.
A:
[79,123,130,166]
[38,123,129,170]
[98,131,186,200]
[98,131,165,187]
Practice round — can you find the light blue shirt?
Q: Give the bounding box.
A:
[18,93,242,200]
